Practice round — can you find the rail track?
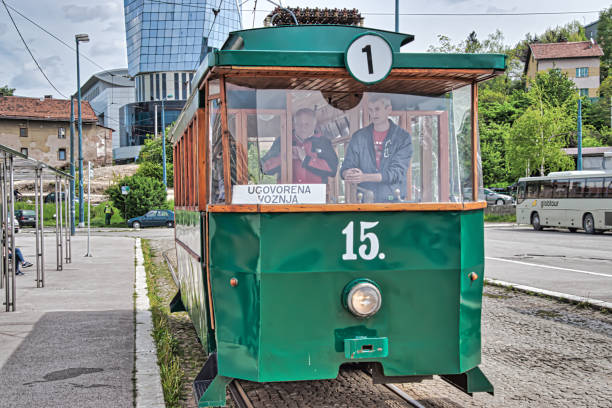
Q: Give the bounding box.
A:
[228,365,427,408]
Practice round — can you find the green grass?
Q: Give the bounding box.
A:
[141,239,184,408]
[14,199,174,228]
[15,201,126,227]
[484,213,516,223]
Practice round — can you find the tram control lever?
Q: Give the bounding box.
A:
[394,189,404,203]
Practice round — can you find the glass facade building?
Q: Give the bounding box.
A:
[124,0,242,77]
[121,0,241,157]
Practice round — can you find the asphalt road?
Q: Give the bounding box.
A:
[485,225,612,302]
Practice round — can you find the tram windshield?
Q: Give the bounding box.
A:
[210,79,478,204]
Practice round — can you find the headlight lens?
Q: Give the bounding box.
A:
[346,281,382,317]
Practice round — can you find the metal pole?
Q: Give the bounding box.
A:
[577,99,583,171]
[69,97,76,235]
[64,178,70,263]
[58,177,63,270]
[39,169,45,288]
[76,38,85,228]
[85,162,92,257]
[55,176,60,270]
[2,160,9,310]
[8,156,16,311]
[162,99,167,189]
[154,104,158,140]
[395,0,399,32]
[34,169,41,288]
[0,161,4,292]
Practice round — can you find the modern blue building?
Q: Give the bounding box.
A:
[120,0,242,160]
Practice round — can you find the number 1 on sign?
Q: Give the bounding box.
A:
[362,44,374,74]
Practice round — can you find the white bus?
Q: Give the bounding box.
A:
[516,170,612,234]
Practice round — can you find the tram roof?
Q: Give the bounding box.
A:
[0,144,72,181]
[171,25,507,142]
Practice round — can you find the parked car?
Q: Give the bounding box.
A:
[484,188,513,205]
[44,191,66,203]
[4,213,19,233]
[128,210,174,228]
[15,209,36,227]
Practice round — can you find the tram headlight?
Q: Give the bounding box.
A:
[343,280,382,318]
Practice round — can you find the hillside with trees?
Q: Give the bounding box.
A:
[429,7,612,187]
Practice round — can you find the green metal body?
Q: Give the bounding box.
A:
[201,209,485,381]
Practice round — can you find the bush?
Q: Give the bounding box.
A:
[106,175,167,220]
[136,161,174,188]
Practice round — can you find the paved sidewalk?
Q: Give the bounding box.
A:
[0,233,135,408]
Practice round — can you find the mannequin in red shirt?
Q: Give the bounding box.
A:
[262,108,338,184]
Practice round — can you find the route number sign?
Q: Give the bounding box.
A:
[345,33,393,84]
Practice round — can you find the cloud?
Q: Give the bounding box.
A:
[90,40,125,58]
[485,5,518,13]
[62,3,121,23]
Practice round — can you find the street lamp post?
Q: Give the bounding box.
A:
[75,33,89,228]
[161,94,173,189]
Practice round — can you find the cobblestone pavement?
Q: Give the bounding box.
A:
[150,236,612,407]
[397,287,612,407]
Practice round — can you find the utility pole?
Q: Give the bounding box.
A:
[161,97,167,189]
[395,0,399,32]
[75,33,89,228]
[577,99,583,171]
[69,97,75,235]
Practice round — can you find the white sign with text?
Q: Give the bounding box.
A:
[232,184,326,205]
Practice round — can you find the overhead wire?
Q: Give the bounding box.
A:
[1,0,68,98]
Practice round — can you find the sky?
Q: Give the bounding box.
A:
[0,0,608,99]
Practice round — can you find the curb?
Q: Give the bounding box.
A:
[485,278,612,311]
[134,238,165,408]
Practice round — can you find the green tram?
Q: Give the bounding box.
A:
[169,25,505,407]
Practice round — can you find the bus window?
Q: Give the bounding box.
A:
[584,177,604,198]
[605,178,612,198]
[517,181,526,204]
[526,181,539,198]
[539,180,553,198]
[553,179,568,198]
[568,179,585,198]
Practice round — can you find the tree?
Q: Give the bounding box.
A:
[506,75,576,179]
[596,6,612,80]
[516,21,587,63]
[138,132,173,164]
[135,161,174,187]
[106,174,167,220]
[0,85,15,96]
[532,69,577,108]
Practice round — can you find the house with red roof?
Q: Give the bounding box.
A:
[525,41,604,98]
[0,95,112,168]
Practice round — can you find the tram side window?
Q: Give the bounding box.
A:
[539,180,553,198]
[210,99,226,204]
[605,178,612,198]
[568,179,585,198]
[526,181,539,198]
[584,177,604,198]
[553,179,569,198]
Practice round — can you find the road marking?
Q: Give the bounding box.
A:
[486,279,612,310]
[485,257,612,278]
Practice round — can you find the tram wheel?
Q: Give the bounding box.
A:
[583,213,595,234]
[531,212,543,231]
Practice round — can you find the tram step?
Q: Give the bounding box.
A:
[193,352,233,407]
[169,290,186,313]
[440,366,494,396]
